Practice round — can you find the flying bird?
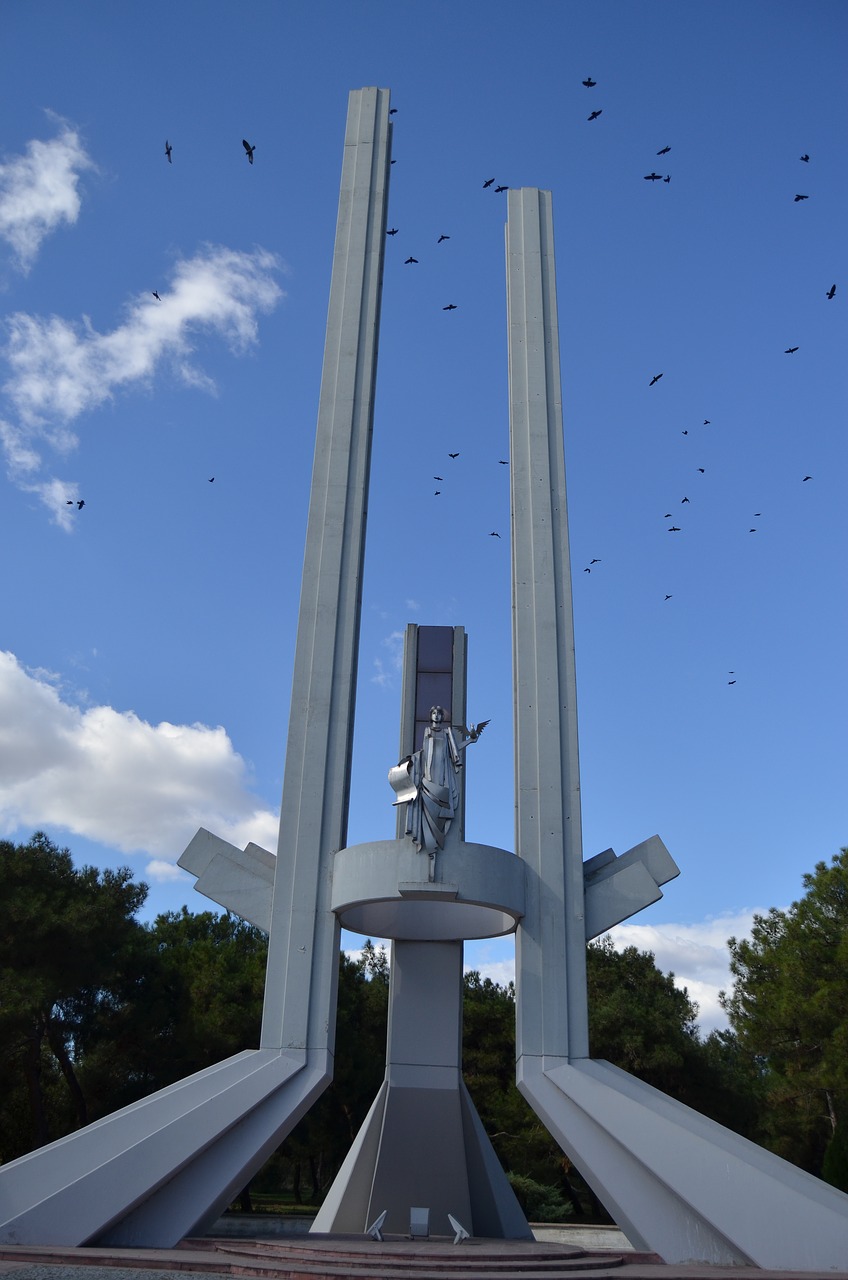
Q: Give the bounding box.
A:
[165,140,172,163]
[152,290,161,301]
[665,594,673,601]
[389,108,398,115]
[449,452,459,459]
[387,227,399,236]
[749,528,757,533]
[668,526,681,532]
[657,146,671,156]
[434,491,441,496]
[242,139,255,164]
[681,496,690,503]
[495,185,509,192]
[208,477,215,483]
[483,178,495,188]
[77,500,85,510]
[649,373,664,386]
[644,172,663,181]
[589,558,601,564]
[728,680,737,685]
[489,531,501,538]
[443,303,457,310]
[434,475,443,481]
[802,475,812,481]
[697,467,705,473]
[663,175,671,183]
[584,567,591,573]
[681,430,688,435]
[582,77,596,87]
[826,284,836,299]
[800,154,809,162]
[664,514,673,518]
[784,346,799,353]
[437,234,450,243]
[404,256,418,264]
[794,194,808,202]
[704,419,711,425]
[498,459,508,465]
[588,110,603,121]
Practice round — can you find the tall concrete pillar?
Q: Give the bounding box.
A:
[507,189,848,1269]
[0,87,393,1249]
[506,188,589,1066]
[260,83,392,1054]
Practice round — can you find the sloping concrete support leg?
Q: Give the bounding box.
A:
[0,1049,329,1247]
[519,1054,848,1269]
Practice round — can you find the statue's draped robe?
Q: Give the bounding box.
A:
[406,725,463,852]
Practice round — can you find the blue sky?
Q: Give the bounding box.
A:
[1,1,845,1031]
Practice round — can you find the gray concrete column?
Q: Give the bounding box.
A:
[506,188,589,1063]
[261,86,392,1052]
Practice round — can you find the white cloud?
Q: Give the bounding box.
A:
[601,911,765,1034]
[1,245,283,525]
[0,120,94,271]
[371,630,405,688]
[0,651,279,866]
[462,912,764,1036]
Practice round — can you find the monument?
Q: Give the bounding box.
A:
[2,88,847,1269]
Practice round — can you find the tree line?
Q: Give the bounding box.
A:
[1,833,846,1216]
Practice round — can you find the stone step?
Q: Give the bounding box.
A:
[200,1236,625,1277]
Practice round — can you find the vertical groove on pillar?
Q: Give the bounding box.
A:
[507,189,589,1062]
[261,88,392,1052]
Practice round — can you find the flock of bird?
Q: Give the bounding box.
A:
[69,99,832,697]
[371,81,837,692]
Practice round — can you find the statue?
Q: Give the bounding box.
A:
[389,706,488,856]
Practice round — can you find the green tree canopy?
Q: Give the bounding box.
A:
[722,847,848,1174]
[0,832,150,1157]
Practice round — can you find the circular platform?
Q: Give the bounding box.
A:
[332,839,525,941]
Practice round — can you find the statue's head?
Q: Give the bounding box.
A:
[429,705,445,724]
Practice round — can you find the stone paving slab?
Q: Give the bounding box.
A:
[1,1239,847,1280]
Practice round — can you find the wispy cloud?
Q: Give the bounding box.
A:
[1,245,283,525]
[459,910,764,1035]
[0,651,279,876]
[604,912,764,1033]
[0,119,94,272]
[371,630,405,688]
